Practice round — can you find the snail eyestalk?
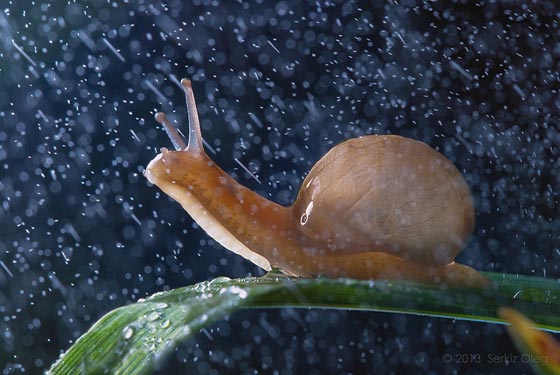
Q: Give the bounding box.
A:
[180,78,204,152]
[154,112,187,151]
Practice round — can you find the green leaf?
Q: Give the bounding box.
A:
[49,272,560,374]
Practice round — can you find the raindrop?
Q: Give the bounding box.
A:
[122,326,134,340]
[209,276,232,285]
[226,286,248,299]
[146,311,160,322]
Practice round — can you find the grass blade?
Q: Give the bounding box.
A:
[49,272,560,374]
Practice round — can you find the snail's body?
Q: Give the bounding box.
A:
[145,79,488,288]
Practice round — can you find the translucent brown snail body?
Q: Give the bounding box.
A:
[145,78,488,288]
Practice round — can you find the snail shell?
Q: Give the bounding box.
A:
[292,135,474,267]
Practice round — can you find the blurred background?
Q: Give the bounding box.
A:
[1,0,559,373]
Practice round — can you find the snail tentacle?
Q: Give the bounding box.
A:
[180,78,204,152]
[154,112,187,151]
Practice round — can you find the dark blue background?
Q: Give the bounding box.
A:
[0,0,558,373]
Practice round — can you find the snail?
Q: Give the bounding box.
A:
[144,78,488,288]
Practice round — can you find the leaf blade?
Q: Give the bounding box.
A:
[49,273,560,375]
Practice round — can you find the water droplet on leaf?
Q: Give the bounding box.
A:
[123,326,134,339]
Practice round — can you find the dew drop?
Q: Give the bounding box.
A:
[209,276,232,284]
[147,311,160,322]
[123,326,134,339]
[226,285,248,299]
